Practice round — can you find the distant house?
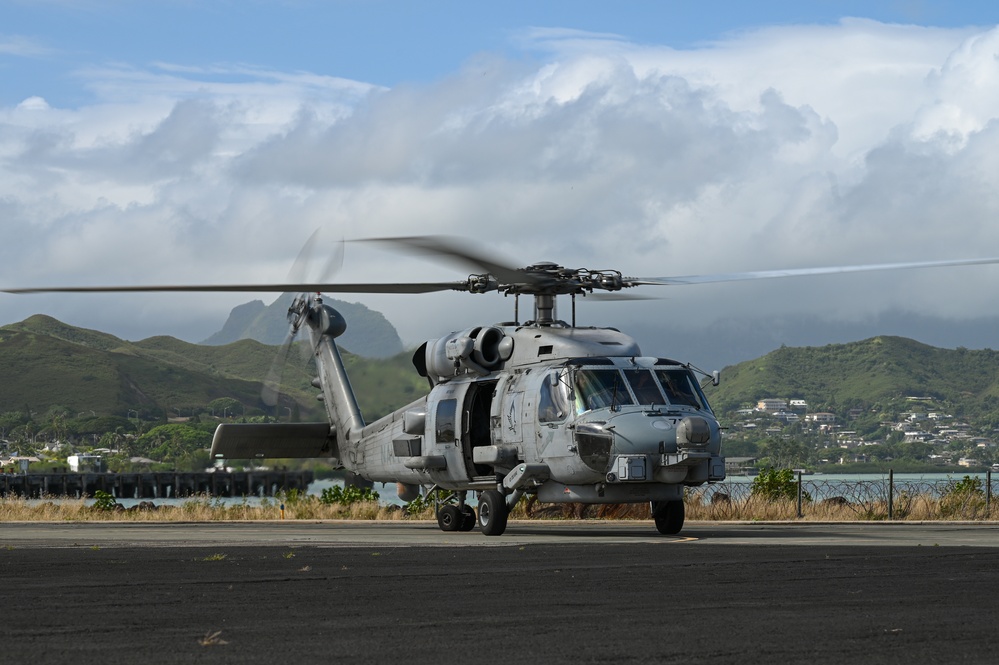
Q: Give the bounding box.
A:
[756,398,788,413]
[789,399,808,411]
[1,456,41,473]
[806,412,836,424]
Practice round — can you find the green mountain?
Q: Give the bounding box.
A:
[201,293,404,358]
[0,315,427,421]
[704,336,999,423]
[7,319,999,436]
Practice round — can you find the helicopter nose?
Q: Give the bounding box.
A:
[592,413,720,484]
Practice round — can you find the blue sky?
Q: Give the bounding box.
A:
[4,1,993,105]
[3,1,999,366]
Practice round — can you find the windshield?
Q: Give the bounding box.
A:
[624,369,667,406]
[655,369,709,411]
[574,369,634,413]
[571,366,711,414]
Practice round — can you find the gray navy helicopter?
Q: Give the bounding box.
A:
[7,236,999,536]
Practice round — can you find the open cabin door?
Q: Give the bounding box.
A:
[461,379,497,480]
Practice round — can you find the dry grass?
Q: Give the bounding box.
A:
[683,493,999,521]
[1,492,996,522]
[0,494,441,522]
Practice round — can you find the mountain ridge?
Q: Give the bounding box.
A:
[704,335,999,424]
[0,315,426,421]
[200,293,404,358]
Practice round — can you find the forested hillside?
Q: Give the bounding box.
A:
[0,315,427,422]
[705,336,999,426]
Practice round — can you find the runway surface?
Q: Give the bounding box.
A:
[4,518,999,547]
[3,521,999,663]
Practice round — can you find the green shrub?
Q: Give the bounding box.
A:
[319,484,380,506]
[751,468,810,502]
[940,475,986,518]
[92,490,118,511]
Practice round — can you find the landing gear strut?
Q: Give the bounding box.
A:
[458,504,476,531]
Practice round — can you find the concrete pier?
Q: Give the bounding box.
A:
[0,470,314,498]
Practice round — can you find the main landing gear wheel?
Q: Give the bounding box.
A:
[458,505,477,532]
[477,490,508,536]
[652,500,684,535]
[437,504,462,532]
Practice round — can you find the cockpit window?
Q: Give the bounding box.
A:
[574,369,635,413]
[624,369,667,406]
[539,371,571,423]
[655,369,709,411]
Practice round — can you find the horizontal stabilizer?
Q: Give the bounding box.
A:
[210,423,337,460]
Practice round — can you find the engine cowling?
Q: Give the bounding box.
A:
[417,326,512,382]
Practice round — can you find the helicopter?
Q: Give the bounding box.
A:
[6,236,999,536]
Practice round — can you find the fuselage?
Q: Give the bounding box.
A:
[315,322,725,503]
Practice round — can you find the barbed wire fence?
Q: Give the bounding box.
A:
[687,471,996,521]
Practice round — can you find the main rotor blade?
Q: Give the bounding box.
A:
[362,235,544,286]
[633,256,999,287]
[585,292,662,302]
[2,281,471,295]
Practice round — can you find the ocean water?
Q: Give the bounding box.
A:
[16,472,994,508]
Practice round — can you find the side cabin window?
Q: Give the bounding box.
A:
[539,371,571,423]
[574,369,635,413]
[436,398,457,443]
[655,369,710,412]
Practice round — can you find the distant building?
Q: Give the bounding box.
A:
[67,454,106,473]
[756,398,788,413]
[1,456,41,473]
[806,412,836,424]
[789,399,808,411]
[726,457,758,475]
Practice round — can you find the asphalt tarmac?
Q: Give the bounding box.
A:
[3,521,999,664]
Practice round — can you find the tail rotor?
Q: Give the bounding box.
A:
[262,230,344,410]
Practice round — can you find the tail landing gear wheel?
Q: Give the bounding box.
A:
[437,504,462,532]
[652,500,685,535]
[477,490,508,536]
[459,505,476,532]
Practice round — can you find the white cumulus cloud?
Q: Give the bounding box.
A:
[2,19,999,362]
